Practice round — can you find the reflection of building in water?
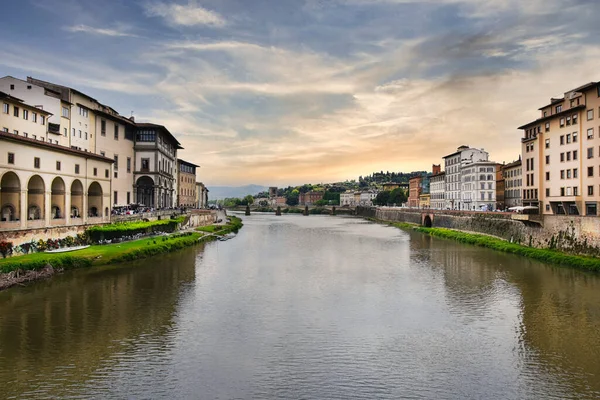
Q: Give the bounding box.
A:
[0,247,199,398]
[412,232,600,395]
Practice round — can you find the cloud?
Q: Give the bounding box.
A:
[64,24,140,37]
[144,2,225,27]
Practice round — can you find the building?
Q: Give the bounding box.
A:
[359,191,377,206]
[0,131,113,230]
[340,191,355,206]
[268,187,278,198]
[419,193,431,209]
[460,161,497,211]
[269,196,286,206]
[134,123,182,208]
[518,81,600,216]
[495,163,505,210]
[408,175,423,208]
[430,171,446,209]
[299,191,324,206]
[443,145,489,210]
[502,159,522,209]
[195,182,208,208]
[382,182,400,191]
[177,159,198,207]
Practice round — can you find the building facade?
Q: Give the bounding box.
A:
[518,81,600,216]
[443,145,489,210]
[460,161,497,211]
[196,182,208,208]
[177,159,198,207]
[359,191,377,206]
[503,159,522,208]
[299,191,324,206]
[430,171,446,209]
[408,175,422,208]
[340,192,354,206]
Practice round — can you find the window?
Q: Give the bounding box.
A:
[546,188,550,197]
[101,119,106,136]
[23,109,28,120]
[567,133,571,143]
[556,105,563,113]
[93,167,97,176]
[560,135,564,145]
[114,171,118,178]
[574,187,578,196]
[560,152,565,162]
[79,130,82,138]
[545,138,550,148]
[574,150,578,160]
[574,168,578,178]
[56,161,61,171]
[13,106,19,117]
[545,122,550,132]
[75,164,80,174]
[567,116,571,125]
[561,187,565,196]
[567,169,572,179]
[127,192,131,204]
[105,169,109,178]
[136,130,156,142]
[64,128,67,136]
[62,106,69,118]
[546,171,550,180]
[40,115,45,125]
[2,103,8,114]
[588,109,594,120]
[78,106,89,118]
[588,185,594,196]
[545,155,550,164]
[560,118,565,127]
[589,166,594,177]
[567,152,571,161]
[561,170,565,179]
[588,128,594,139]
[114,191,118,205]
[114,125,119,140]
[7,153,14,164]
[573,132,578,142]
[587,203,597,215]
[588,147,594,159]
[141,158,150,171]
[114,155,118,170]
[544,111,548,117]
[573,114,578,124]
[34,157,40,169]
[85,132,88,140]
[127,157,131,173]
[72,128,75,137]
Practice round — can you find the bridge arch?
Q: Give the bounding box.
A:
[423,214,433,228]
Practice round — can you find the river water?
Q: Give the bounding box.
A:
[1,214,600,399]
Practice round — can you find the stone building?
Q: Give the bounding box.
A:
[430,171,446,209]
[299,191,324,206]
[177,159,198,207]
[196,182,209,208]
[443,145,489,210]
[518,81,600,216]
[502,159,522,208]
[460,161,497,211]
[408,175,422,208]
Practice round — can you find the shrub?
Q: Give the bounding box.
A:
[0,241,13,259]
[86,217,185,243]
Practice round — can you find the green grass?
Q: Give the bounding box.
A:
[196,216,243,235]
[371,218,600,272]
[86,217,186,242]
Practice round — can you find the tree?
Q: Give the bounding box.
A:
[389,188,407,205]
[373,191,391,206]
[242,195,255,205]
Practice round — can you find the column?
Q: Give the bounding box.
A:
[65,191,71,226]
[20,189,27,229]
[153,186,159,209]
[83,191,88,224]
[44,190,51,227]
[132,185,137,204]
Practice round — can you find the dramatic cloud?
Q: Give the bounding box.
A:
[64,24,140,37]
[144,2,226,27]
[2,0,600,186]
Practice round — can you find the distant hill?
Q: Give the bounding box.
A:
[208,185,269,200]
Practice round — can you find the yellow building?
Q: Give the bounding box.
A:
[419,193,431,209]
[177,159,198,207]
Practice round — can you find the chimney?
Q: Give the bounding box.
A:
[129,115,135,122]
[432,164,441,175]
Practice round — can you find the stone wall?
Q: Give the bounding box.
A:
[358,207,600,256]
[0,224,90,247]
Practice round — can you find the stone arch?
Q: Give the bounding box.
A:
[136,176,154,207]
[71,179,83,218]
[1,171,21,222]
[51,177,66,219]
[27,175,45,220]
[423,214,433,228]
[88,181,103,217]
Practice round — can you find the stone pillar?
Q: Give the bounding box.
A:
[303,205,309,216]
[65,191,71,226]
[132,185,137,204]
[44,190,51,227]
[245,205,251,216]
[20,189,27,229]
[154,186,159,209]
[83,191,88,224]
[332,206,336,216]
[276,206,281,216]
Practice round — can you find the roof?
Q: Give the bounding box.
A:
[431,171,446,177]
[537,82,598,110]
[136,122,183,149]
[0,91,53,115]
[178,158,200,168]
[502,159,522,169]
[518,104,585,130]
[0,131,114,163]
[27,76,100,103]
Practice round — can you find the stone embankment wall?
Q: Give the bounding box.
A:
[0,225,89,247]
[181,210,218,229]
[358,207,600,256]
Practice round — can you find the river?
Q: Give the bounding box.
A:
[1,214,600,399]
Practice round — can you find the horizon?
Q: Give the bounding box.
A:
[1,0,598,186]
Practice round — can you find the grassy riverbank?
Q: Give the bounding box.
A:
[0,216,244,275]
[375,219,600,272]
[196,216,243,235]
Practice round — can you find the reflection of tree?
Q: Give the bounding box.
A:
[0,246,200,398]
[411,231,600,396]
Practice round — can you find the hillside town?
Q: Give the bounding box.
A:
[0,76,209,231]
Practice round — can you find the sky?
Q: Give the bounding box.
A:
[1,0,599,186]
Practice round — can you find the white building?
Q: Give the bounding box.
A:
[340,192,355,206]
[359,191,377,206]
[443,145,489,210]
[430,171,446,209]
[503,159,522,208]
[461,161,497,211]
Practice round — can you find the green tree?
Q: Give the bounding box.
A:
[389,188,407,205]
[373,191,391,206]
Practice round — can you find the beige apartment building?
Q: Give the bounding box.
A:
[177,159,198,207]
[502,159,522,208]
[1,97,113,230]
[519,81,600,216]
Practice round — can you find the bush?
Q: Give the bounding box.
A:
[0,241,13,259]
[86,217,185,243]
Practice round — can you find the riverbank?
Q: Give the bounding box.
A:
[374,219,600,272]
[0,216,243,291]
